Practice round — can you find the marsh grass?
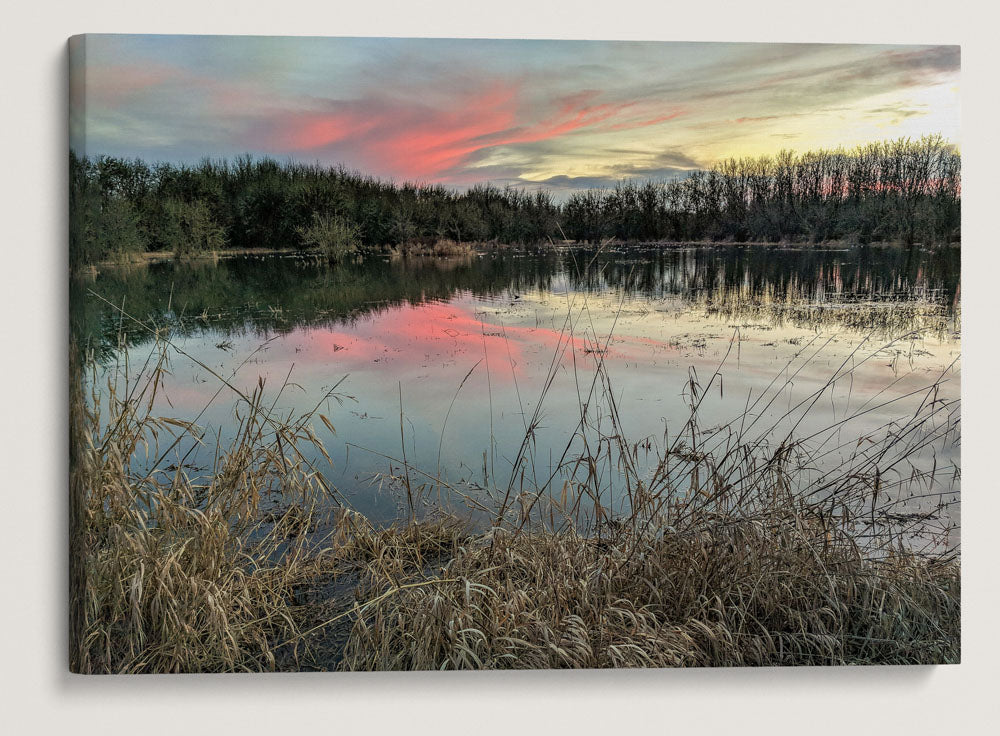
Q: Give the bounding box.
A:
[388,238,477,257]
[697,281,960,339]
[335,317,959,669]
[70,290,960,672]
[69,332,346,673]
[342,519,958,669]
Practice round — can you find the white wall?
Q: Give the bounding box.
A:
[1,2,996,733]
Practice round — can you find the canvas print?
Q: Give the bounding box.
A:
[68,35,960,673]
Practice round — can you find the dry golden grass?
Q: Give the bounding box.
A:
[388,239,477,257]
[340,515,958,670]
[70,345,334,673]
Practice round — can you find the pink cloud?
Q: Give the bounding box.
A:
[84,53,685,182]
[259,82,684,181]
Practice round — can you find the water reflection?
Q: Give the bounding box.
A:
[74,246,960,527]
[72,245,960,358]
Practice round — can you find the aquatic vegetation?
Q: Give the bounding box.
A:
[696,281,960,338]
[70,298,961,671]
[298,212,361,262]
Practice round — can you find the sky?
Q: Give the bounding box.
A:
[69,35,960,191]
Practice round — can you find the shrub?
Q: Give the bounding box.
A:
[95,197,148,262]
[163,198,226,257]
[299,212,361,261]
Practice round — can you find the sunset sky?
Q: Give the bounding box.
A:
[70,35,960,191]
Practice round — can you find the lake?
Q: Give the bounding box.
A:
[73,245,961,541]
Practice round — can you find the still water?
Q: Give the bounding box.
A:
[73,246,961,528]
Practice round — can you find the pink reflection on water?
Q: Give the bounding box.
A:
[292,299,693,380]
[297,301,584,376]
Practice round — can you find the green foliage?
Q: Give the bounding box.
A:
[95,198,147,259]
[163,198,226,257]
[69,164,148,264]
[69,135,961,267]
[298,212,360,261]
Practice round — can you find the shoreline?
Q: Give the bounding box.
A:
[81,238,961,272]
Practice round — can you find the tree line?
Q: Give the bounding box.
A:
[70,135,959,266]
